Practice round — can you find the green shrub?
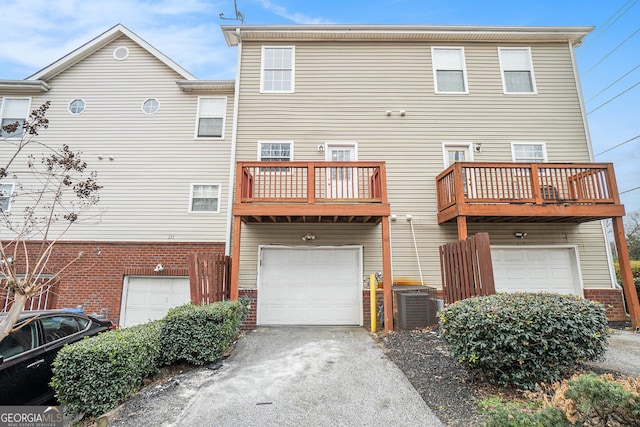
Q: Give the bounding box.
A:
[439,293,609,390]
[51,321,162,417]
[480,397,570,427]
[160,300,248,366]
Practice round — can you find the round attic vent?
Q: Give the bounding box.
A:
[113,46,129,61]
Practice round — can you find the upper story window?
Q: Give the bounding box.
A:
[196,97,226,138]
[1,98,31,138]
[189,184,220,213]
[431,47,468,94]
[142,98,160,114]
[68,99,86,115]
[261,46,295,93]
[511,143,547,162]
[498,48,537,94]
[0,183,15,212]
[259,141,292,173]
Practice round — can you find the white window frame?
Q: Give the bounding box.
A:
[68,99,86,115]
[442,142,474,168]
[195,96,226,139]
[141,98,160,115]
[431,47,469,94]
[258,141,293,173]
[189,184,221,213]
[498,47,537,94]
[260,46,295,94]
[511,142,548,163]
[0,183,15,212]
[1,97,31,139]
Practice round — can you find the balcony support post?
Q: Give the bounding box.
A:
[612,216,640,328]
[457,216,468,240]
[381,215,393,333]
[230,215,242,301]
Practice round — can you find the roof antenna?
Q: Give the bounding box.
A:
[219,0,245,24]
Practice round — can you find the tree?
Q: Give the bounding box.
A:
[0,102,101,340]
[624,210,640,260]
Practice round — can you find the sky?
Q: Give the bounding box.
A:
[0,0,638,214]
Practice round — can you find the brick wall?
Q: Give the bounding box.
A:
[3,240,224,324]
[362,289,384,332]
[584,288,627,321]
[239,289,258,329]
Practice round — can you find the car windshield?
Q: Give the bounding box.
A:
[0,322,38,359]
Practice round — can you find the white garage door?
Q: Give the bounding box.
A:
[121,276,191,327]
[491,247,582,295]
[258,246,362,325]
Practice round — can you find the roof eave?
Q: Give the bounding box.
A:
[176,80,235,92]
[0,80,51,92]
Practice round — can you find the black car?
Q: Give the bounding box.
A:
[0,310,114,405]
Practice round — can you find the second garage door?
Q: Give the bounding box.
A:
[491,246,582,295]
[120,276,191,327]
[258,246,362,325]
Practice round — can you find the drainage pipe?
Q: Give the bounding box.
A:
[407,215,425,286]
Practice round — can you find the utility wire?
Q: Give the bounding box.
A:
[579,0,639,52]
[587,80,640,114]
[595,135,640,156]
[584,28,640,76]
[620,185,640,194]
[586,63,640,103]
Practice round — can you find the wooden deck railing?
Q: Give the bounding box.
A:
[437,162,620,212]
[238,161,386,204]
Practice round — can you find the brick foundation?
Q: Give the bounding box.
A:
[3,240,224,325]
[584,288,627,321]
[239,289,258,329]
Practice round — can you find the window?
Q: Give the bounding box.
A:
[511,143,547,162]
[42,315,87,343]
[431,47,468,93]
[498,48,536,94]
[189,184,220,213]
[259,141,292,172]
[0,183,15,212]
[261,46,295,93]
[68,99,86,115]
[196,97,226,138]
[1,98,30,138]
[0,322,36,359]
[142,98,160,114]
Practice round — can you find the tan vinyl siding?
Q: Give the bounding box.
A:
[0,35,233,242]
[234,39,613,290]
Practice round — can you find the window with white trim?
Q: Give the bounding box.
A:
[259,141,292,172]
[0,183,15,212]
[511,143,547,163]
[1,98,30,138]
[142,98,159,114]
[261,46,295,93]
[68,99,86,115]
[189,184,220,213]
[196,97,226,138]
[498,48,536,94]
[431,47,468,93]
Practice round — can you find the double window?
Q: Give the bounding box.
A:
[196,97,226,138]
[0,183,15,212]
[189,184,220,213]
[259,141,292,172]
[498,48,536,94]
[431,47,468,94]
[1,98,30,138]
[261,46,295,93]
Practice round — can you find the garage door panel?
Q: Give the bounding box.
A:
[122,277,191,327]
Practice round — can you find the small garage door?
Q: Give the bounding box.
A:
[258,246,362,325]
[121,276,191,327]
[491,247,582,295]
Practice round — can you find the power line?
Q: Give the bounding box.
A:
[580,0,639,52]
[595,135,640,156]
[586,63,640,103]
[584,28,640,76]
[587,80,640,114]
[620,185,640,194]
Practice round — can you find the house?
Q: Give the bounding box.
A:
[1,24,637,331]
[0,24,235,326]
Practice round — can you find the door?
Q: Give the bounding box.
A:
[326,143,357,198]
[443,143,475,198]
[257,246,362,325]
[121,276,191,327]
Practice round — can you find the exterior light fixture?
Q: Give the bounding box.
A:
[514,232,527,239]
[302,233,316,241]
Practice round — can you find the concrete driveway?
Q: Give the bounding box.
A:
[170,327,442,426]
[586,330,640,376]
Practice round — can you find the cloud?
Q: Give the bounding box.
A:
[255,0,334,24]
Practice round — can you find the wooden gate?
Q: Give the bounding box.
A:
[188,253,231,305]
[439,232,495,304]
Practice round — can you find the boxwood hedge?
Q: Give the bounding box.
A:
[438,293,609,390]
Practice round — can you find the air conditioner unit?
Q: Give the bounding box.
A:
[396,290,438,330]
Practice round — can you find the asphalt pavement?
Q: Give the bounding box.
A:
[585,329,640,377]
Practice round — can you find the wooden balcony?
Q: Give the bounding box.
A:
[437,162,625,224]
[233,161,390,223]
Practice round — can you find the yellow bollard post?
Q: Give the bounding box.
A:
[370,274,377,333]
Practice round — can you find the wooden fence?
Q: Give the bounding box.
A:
[439,233,495,304]
[1,278,59,312]
[188,253,231,305]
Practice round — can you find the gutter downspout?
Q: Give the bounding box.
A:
[569,39,620,292]
[225,28,242,256]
